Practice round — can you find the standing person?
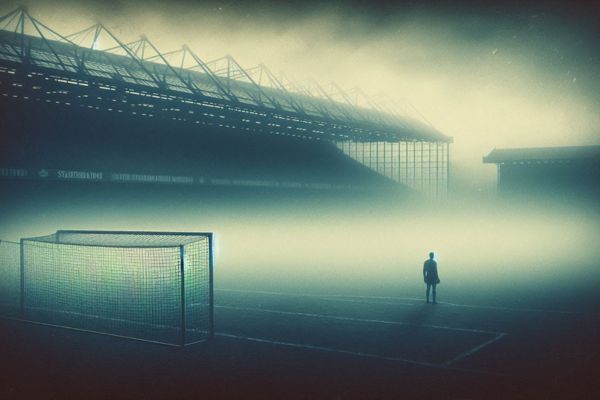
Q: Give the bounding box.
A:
[423,252,440,304]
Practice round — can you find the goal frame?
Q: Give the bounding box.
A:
[18,230,215,346]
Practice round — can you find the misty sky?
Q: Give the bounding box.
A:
[3,0,599,189]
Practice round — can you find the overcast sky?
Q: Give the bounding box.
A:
[3,0,599,189]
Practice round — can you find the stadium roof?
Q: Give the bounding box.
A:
[483,145,600,164]
[0,7,451,143]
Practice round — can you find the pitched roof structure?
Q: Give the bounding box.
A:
[0,6,451,143]
[483,145,600,164]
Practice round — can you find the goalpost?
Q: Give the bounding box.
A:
[4,230,214,346]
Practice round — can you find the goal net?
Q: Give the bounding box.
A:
[12,230,213,346]
[0,240,21,317]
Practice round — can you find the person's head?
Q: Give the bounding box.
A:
[429,252,434,259]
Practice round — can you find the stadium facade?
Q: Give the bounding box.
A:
[483,145,600,198]
[0,7,452,199]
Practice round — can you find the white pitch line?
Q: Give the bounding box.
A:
[316,297,415,307]
[216,304,502,335]
[321,296,599,317]
[217,288,422,302]
[444,333,507,366]
[217,288,598,316]
[216,332,439,367]
[218,289,413,304]
[216,332,503,375]
[21,306,177,329]
[217,288,360,298]
[319,294,424,302]
[435,301,598,316]
[0,315,181,347]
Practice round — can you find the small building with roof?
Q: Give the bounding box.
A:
[483,145,600,197]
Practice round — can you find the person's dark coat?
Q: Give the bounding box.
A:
[423,259,440,284]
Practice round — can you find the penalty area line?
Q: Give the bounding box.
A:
[444,333,507,366]
[216,332,504,376]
